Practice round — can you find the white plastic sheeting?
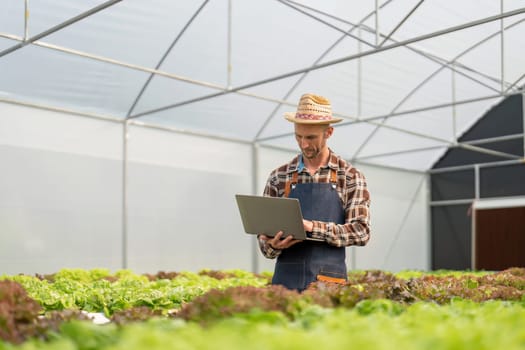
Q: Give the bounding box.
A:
[1,0,524,171]
[0,1,524,274]
[0,104,255,274]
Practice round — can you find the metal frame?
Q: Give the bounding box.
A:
[122,120,129,268]
[23,0,29,41]
[471,201,477,269]
[251,143,260,273]
[347,16,525,160]
[0,0,122,58]
[261,92,514,140]
[126,0,210,118]
[285,0,513,92]
[120,0,210,268]
[378,0,424,47]
[523,91,525,156]
[1,2,524,272]
[0,4,522,165]
[428,157,524,175]
[129,7,525,119]
[430,157,525,270]
[500,0,505,94]
[256,0,391,142]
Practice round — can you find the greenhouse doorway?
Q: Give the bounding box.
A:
[472,197,525,270]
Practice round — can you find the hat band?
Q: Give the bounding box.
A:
[295,113,331,121]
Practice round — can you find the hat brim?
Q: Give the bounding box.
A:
[284,112,343,124]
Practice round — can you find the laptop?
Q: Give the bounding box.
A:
[235,194,323,241]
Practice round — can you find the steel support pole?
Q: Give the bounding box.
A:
[472,163,480,269]
[24,0,29,41]
[425,173,432,270]
[227,0,232,89]
[452,62,457,143]
[375,0,380,46]
[121,120,130,269]
[522,91,525,158]
[379,0,425,47]
[0,0,122,58]
[500,0,506,93]
[474,164,480,200]
[357,27,363,120]
[251,143,260,273]
[351,27,364,269]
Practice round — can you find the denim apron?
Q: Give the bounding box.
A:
[271,168,347,291]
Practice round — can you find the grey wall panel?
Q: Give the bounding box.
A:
[431,204,472,270]
[126,162,252,273]
[461,94,523,142]
[125,125,254,273]
[0,145,122,275]
[431,169,475,201]
[480,163,525,198]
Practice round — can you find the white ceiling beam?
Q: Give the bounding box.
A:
[253,0,395,141]
[126,0,210,118]
[378,0,425,47]
[0,0,122,58]
[131,7,525,119]
[351,17,524,159]
[283,0,510,93]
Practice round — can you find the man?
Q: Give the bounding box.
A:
[258,93,371,291]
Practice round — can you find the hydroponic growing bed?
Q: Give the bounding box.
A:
[1,268,524,350]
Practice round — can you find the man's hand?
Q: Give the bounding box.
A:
[259,231,301,250]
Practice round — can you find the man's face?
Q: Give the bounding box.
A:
[294,123,333,160]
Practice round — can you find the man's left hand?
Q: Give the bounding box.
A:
[259,231,301,250]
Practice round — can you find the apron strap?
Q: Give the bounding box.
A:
[284,171,298,198]
[284,168,337,197]
[330,168,337,184]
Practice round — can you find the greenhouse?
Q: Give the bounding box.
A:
[0,1,524,349]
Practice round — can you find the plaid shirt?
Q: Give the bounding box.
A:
[258,150,371,259]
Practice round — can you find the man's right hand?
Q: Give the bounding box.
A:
[259,231,302,250]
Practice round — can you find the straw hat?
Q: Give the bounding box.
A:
[284,93,342,124]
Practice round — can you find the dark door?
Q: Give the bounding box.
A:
[475,206,525,270]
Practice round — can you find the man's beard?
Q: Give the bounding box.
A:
[302,147,321,159]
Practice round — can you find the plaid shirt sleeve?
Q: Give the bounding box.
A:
[257,236,282,259]
[308,167,371,247]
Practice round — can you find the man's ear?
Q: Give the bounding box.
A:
[325,126,334,138]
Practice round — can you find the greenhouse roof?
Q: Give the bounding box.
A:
[1,0,524,171]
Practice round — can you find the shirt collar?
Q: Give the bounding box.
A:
[289,149,338,173]
[297,154,306,172]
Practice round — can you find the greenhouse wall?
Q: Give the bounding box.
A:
[0,103,124,274]
[0,102,430,275]
[124,125,254,273]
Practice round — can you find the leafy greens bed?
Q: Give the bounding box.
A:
[1,268,524,349]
